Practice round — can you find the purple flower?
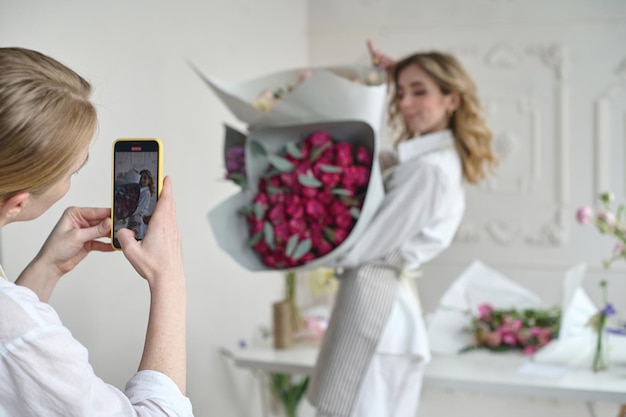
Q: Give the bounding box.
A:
[600,303,616,317]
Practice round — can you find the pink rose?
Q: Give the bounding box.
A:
[301,186,318,199]
[273,222,290,243]
[575,206,593,224]
[267,204,285,223]
[335,211,354,230]
[356,146,373,166]
[335,143,354,166]
[306,131,332,149]
[320,172,341,189]
[288,218,307,235]
[305,199,325,218]
[334,228,348,245]
[285,202,304,219]
[477,303,493,320]
[614,241,626,256]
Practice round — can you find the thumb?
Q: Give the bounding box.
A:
[80,217,112,242]
[117,228,138,250]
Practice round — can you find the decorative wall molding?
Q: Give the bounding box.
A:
[458,43,570,247]
[593,58,626,198]
[524,43,570,246]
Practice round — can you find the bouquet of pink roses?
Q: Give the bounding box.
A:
[242,130,372,268]
[208,120,383,272]
[462,303,561,355]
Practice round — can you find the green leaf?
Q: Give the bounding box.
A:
[267,154,294,172]
[350,207,361,219]
[323,227,335,243]
[249,139,267,156]
[320,164,342,173]
[310,142,332,162]
[331,188,352,196]
[249,231,262,246]
[253,203,265,220]
[292,238,312,261]
[228,173,248,188]
[238,205,253,216]
[298,174,322,188]
[286,142,303,158]
[267,185,286,197]
[285,235,299,257]
[264,221,275,250]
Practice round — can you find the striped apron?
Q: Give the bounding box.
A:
[307,250,405,417]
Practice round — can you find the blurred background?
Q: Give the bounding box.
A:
[2,1,625,416]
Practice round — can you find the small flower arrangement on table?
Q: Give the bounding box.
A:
[461,303,561,356]
[576,191,625,371]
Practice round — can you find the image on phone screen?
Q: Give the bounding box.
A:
[112,139,160,248]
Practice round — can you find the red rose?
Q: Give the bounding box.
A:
[285,202,304,219]
[335,142,354,166]
[305,199,325,218]
[267,204,285,223]
[301,186,318,199]
[306,131,332,148]
[356,146,373,166]
[320,172,341,189]
[335,211,354,230]
[273,222,290,243]
[334,228,348,245]
[288,217,307,235]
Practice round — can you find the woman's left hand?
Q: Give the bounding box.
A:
[38,207,114,275]
[15,207,113,301]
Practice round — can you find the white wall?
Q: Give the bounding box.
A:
[3,1,626,416]
[1,2,307,416]
[308,0,626,416]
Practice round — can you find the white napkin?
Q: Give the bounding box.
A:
[426,260,542,355]
[533,263,626,367]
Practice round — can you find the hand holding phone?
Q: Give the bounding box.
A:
[112,138,163,249]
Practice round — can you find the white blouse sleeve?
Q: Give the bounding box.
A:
[0,305,193,417]
[336,162,446,268]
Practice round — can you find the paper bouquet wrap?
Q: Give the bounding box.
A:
[208,120,384,272]
[192,64,388,131]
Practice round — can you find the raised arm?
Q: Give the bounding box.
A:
[117,176,187,394]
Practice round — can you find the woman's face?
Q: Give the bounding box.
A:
[140,173,150,187]
[395,63,457,136]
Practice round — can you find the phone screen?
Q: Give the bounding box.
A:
[112,138,162,249]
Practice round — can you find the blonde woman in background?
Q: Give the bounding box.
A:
[129,168,156,239]
[307,41,498,417]
[0,47,193,417]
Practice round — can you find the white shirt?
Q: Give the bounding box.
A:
[0,272,194,417]
[337,129,465,270]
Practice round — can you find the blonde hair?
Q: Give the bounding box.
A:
[0,47,97,200]
[140,169,156,196]
[388,51,498,184]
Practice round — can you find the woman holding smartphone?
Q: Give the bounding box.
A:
[0,47,193,416]
[307,41,498,417]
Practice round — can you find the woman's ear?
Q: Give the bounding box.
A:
[448,91,461,111]
[0,192,30,220]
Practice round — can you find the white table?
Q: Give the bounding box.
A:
[231,345,626,416]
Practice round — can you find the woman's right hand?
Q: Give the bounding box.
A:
[117,176,184,287]
[367,39,395,73]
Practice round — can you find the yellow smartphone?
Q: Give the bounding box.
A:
[111,138,163,250]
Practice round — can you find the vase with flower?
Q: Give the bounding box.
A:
[576,191,625,372]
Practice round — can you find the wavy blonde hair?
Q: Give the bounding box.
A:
[388,51,497,184]
[0,47,97,201]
